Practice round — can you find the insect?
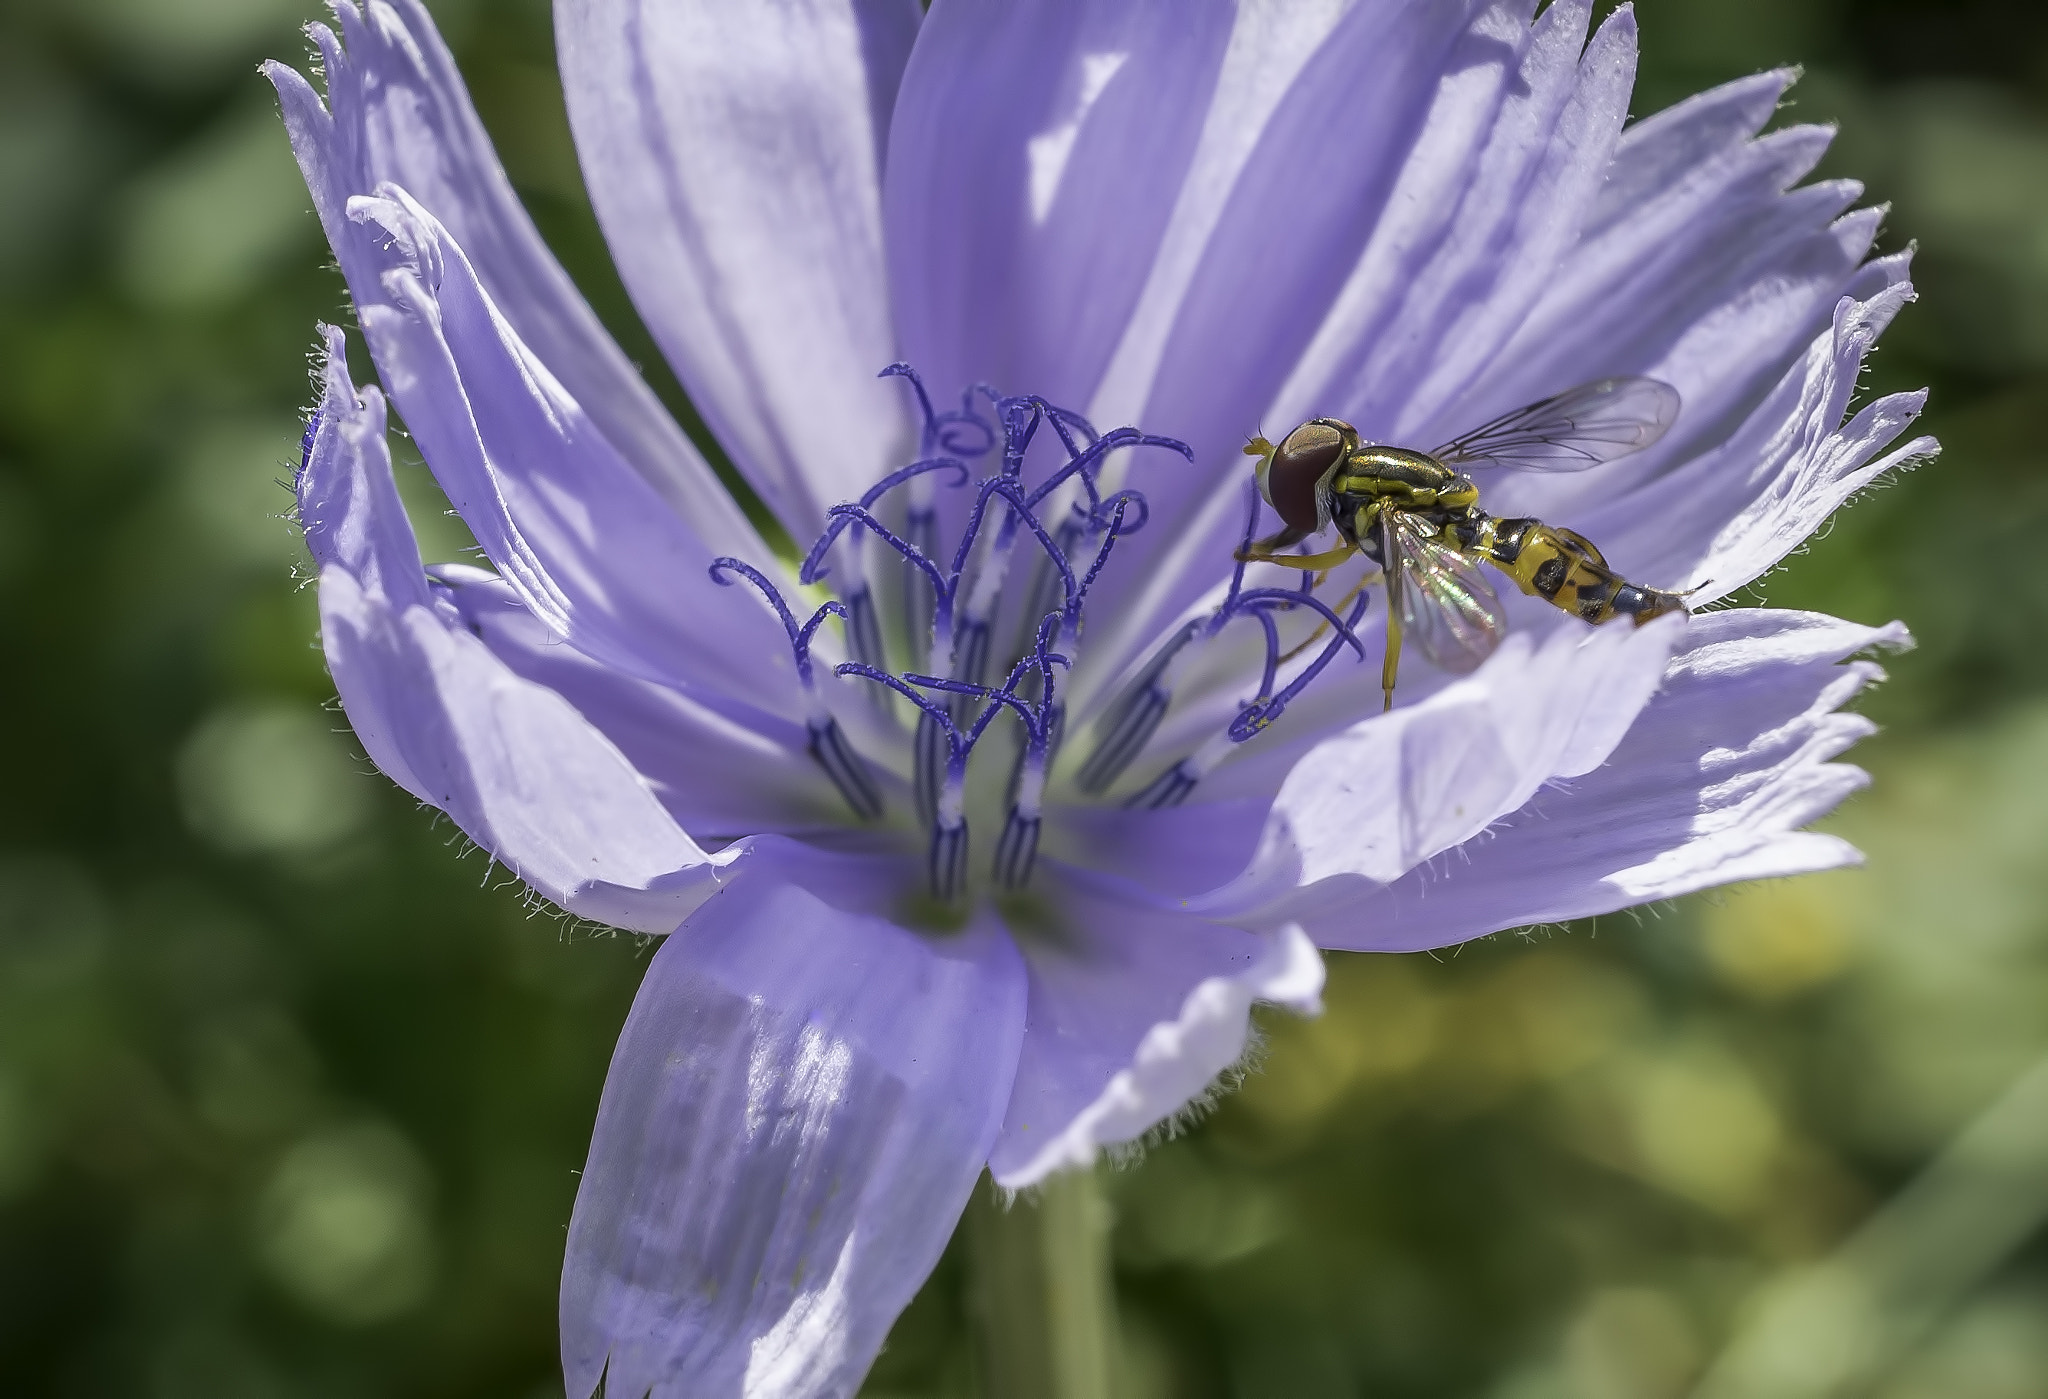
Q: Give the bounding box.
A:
[1240,377,1687,711]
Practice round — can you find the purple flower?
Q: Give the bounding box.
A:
[268,1,1933,1393]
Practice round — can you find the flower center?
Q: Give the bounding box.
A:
[712,366,1372,901]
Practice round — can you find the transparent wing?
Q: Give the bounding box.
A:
[1390,512,1506,675]
[1430,376,1680,473]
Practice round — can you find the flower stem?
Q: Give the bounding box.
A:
[965,1165,1120,1399]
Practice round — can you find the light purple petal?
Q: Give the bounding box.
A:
[988,867,1321,1189]
[1573,281,1939,600]
[299,330,731,931]
[1078,41,1891,703]
[1297,610,1909,952]
[318,174,800,717]
[1187,609,1687,916]
[555,0,918,534]
[270,4,765,550]
[1089,0,1502,445]
[271,49,802,716]
[1465,75,1878,480]
[428,566,841,840]
[1588,68,1793,231]
[1100,273,1930,789]
[298,324,432,616]
[561,874,1025,1399]
[1281,0,1637,444]
[1043,796,1270,904]
[1078,0,1554,696]
[884,0,1235,409]
[1086,0,1424,429]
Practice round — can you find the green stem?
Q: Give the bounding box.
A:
[964,1165,1120,1399]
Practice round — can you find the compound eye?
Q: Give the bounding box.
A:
[1261,421,1346,533]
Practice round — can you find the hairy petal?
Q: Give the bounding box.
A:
[1472,75,1882,485]
[1079,50,1898,706]
[557,0,918,534]
[1188,611,1687,916]
[298,326,432,616]
[562,876,1024,1399]
[271,47,800,712]
[299,330,730,931]
[990,867,1321,1189]
[1579,281,1939,599]
[1588,68,1794,233]
[1299,610,1909,951]
[269,4,762,546]
[338,186,800,718]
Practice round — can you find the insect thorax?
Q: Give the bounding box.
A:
[1327,447,1478,542]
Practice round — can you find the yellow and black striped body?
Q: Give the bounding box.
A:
[1449,515,1685,625]
[1322,445,1684,627]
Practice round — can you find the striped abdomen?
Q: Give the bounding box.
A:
[1471,517,1685,625]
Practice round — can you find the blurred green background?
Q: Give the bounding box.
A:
[3,0,2046,1395]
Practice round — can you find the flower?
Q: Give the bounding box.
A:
[267,1,1934,1394]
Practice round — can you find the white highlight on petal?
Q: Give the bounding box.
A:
[1089,0,1353,429]
[744,1231,857,1398]
[1026,51,1131,224]
[745,1020,852,1142]
[993,924,1323,1189]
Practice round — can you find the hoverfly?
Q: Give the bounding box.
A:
[1240,377,1687,711]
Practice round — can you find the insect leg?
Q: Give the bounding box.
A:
[1235,540,1359,570]
[1277,568,1382,664]
[1238,523,1309,558]
[1374,505,1402,711]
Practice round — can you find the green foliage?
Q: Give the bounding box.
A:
[2,0,2046,1395]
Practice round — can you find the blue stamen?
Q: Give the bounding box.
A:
[709,368,1379,895]
[1229,586,1375,740]
[797,456,971,586]
[1246,607,1285,709]
[1024,427,1180,516]
[994,811,1041,890]
[1073,494,1143,612]
[1232,589,1368,655]
[709,558,822,686]
[902,507,941,667]
[1128,759,1201,810]
[808,716,882,820]
[881,363,998,459]
[837,663,962,735]
[1077,619,1201,795]
[882,361,940,447]
[930,816,971,902]
[1085,482,1376,805]
[998,398,1041,477]
[839,658,1045,899]
[805,503,948,596]
[840,583,887,675]
[710,558,883,819]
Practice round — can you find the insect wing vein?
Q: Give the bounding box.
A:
[1391,514,1505,675]
[1430,376,1680,473]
